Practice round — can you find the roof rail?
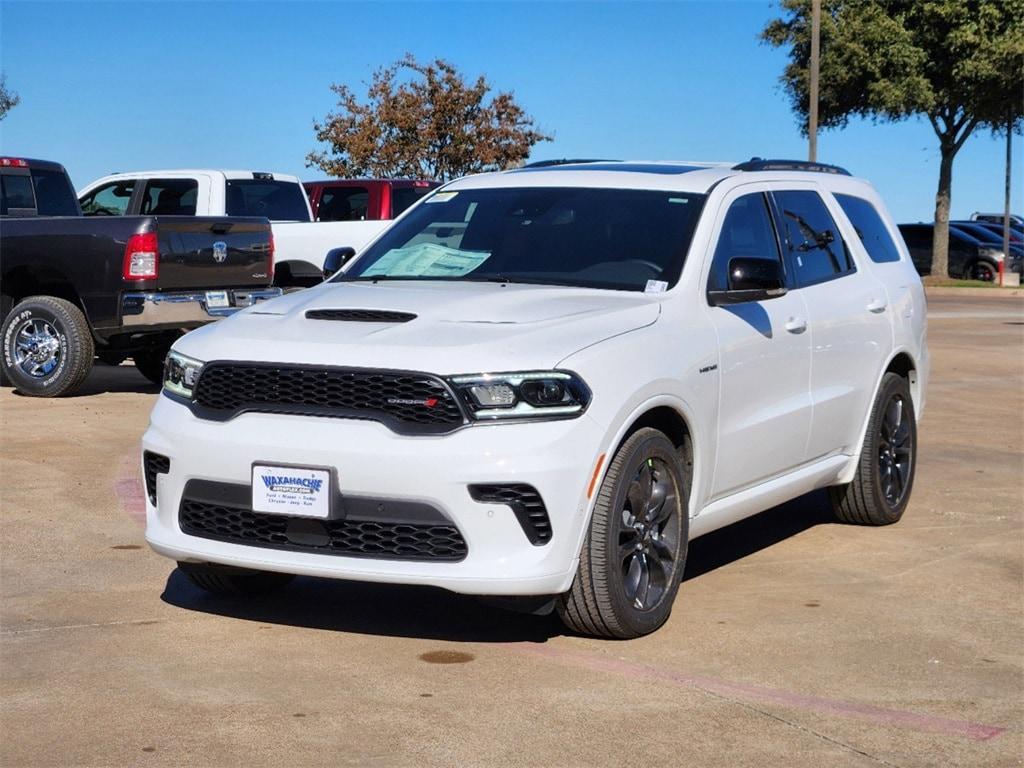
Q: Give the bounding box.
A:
[521,158,617,168]
[732,157,851,176]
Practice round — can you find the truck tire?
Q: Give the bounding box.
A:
[133,345,171,386]
[557,428,688,639]
[177,562,294,596]
[1,296,94,397]
[830,372,917,525]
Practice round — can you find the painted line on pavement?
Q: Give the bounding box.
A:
[512,643,1006,742]
[928,311,1023,319]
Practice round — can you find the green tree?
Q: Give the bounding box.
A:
[0,74,20,121]
[763,0,1024,279]
[308,55,553,181]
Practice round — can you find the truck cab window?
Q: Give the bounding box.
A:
[141,179,198,216]
[1,174,36,215]
[708,193,783,292]
[80,181,135,216]
[318,187,369,221]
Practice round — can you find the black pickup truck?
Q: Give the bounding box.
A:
[1,157,280,397]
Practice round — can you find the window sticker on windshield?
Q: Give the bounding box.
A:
[645,280,668,293]
[425,191,459,203]
[361,243,490,277]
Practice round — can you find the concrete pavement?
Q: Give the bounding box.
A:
[1,291,1021,767]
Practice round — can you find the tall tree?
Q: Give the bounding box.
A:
[308,55,553,181]
[763,0,1024,279]
[0,74,20,121]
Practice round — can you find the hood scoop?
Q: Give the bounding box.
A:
[305,309,417,323]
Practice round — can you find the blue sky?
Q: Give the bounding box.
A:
[1,0,1019,222]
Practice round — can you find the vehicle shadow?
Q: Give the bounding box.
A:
[159,490,837,642]
[5,362,160,397]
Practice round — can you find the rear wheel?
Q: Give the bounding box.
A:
[133,343,173,386]
[968,260,997,282]
[1,296,94,397]
[557,428,688,638]
[177,562,295,596]
[830,372,917,525]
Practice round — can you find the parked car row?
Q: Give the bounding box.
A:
[1,157,437,395]
[79,171,437,288]
[898,218,1023,282]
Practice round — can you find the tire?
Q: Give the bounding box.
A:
[557,428,689,639]
[830,372,917,525]
[1,296,94,397]
[968,260,997,282]
[133,346,170,386]
[177,562,294,596]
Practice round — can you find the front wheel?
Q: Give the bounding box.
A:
[830,372,917,525]
[557,428,688,639]
[177,562,295,596]
[1,296,94,397]
[968,260,997,282]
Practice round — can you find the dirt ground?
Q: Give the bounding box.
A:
[1,289,1021,767]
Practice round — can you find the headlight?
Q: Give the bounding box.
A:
[163,350,205,399]
[448,371,591,421]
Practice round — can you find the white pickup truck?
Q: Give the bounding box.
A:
[78,170,391,288]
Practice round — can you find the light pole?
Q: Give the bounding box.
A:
[808,0,821,162]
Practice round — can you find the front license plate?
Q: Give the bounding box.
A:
[252,464,331,519]
[205,290,230,309]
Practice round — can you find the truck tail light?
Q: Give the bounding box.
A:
[268,231,275,278]
[123,232,159,280]
[0,158,29,167]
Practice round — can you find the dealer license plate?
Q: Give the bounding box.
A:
[251,464,331,519]
[205,290,230,309]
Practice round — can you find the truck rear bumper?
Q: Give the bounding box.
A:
[121,288,282,328]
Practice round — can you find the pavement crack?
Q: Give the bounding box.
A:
[702,689,903,767]
[1,617,165,635]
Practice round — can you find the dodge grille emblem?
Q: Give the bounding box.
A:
[212,241,228,263]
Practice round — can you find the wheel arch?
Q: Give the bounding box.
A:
[837,349,920,485]
[2,266,89,323]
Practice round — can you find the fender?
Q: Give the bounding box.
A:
[567,393,705,569]
[836,346,923,485]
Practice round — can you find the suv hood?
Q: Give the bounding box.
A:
[177,280,661,373]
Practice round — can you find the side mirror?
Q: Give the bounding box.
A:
[323,247,356,279]
[708,257,787,306]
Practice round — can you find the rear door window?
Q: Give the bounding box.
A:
[773,190,855,286]
[1,174,36,214]
[141,178,198,215]
[834,194,901,264]
[226,179,309,221]
[708,193,784,292]
[31,169,79,216]
[81,180,136,216]
[317,186,369,221]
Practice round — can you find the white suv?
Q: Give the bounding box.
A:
[143,159,928,638]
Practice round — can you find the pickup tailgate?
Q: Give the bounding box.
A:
[155,216,273,291]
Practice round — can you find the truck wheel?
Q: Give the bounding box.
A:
[177,562,294,596]
[133,346,170,386]
[830,372,917,525]
[557,428,688,639]
[967,260,997,282]
[1,296,94,397]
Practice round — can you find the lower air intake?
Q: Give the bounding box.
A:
[468,484,552,545]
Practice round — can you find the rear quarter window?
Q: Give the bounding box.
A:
[834,194,901,264]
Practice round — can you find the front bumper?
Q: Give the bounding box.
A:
[121,288,282,328]
[142,395,605,595]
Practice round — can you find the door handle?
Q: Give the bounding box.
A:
[785,316,807,334]
[867,298,888,313]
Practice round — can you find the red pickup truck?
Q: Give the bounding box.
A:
[303,179,439,222]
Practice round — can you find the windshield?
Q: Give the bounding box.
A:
[225,179,310,221]
[341,187,705,291]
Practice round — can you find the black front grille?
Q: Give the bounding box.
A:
[469,484,552,545]
[191,363,464,433]
[143,451,170,505]
[179,497,467,562]
[305,309,417,323]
